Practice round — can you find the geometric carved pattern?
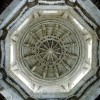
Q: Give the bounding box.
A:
[16,18,83,81]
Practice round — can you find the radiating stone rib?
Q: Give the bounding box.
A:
[54,66,59,78]
[11,35,18,42]
[43,66,48,78]
[39,47,46,51]
[47,54,50,62]
[30,31,40,41]
[35,33,40,40]
[30,32,37,41]
[31,66,37,72]
[52,42,58,49]
[66,52,78,59]
[54,47,61,51]
[47,27,53,35]
[61,84,69,91]
[23,54,35,60]
[85,61,90,66]
[55,24,59,30]
[33,12,39,18]
[33,85,40,92]
[23,43,33,49]
[40,52,46,55]
[65,42,76,48]
[62,12,69,19]
[43,53,48,59]
[11,64,18,71]
[59,31,71,39]
[84,62,90,69]
[63,60,71,70]
[50,54,54,62]
[53,24,59,34]
[53,53,58,59]
[42,43,49,49]
[31,62,38,71]
[47,40,50,48]
[54,51,61,55]
[51,40,54,48]
[42,25,47,36]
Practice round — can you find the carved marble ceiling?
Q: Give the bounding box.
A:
[0,0,100,100]
[5,8,98,98]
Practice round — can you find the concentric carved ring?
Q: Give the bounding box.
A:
[36,36,64,65]
[17,18,84,81]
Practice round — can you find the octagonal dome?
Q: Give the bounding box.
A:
[5,8,97,98]
[16,17,84,82]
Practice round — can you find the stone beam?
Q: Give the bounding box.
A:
[76,0,100,39]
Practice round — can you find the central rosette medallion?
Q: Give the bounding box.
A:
[36,36,64,65]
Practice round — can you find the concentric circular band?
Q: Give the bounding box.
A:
[17,18,84,84]
[36,36,64,65]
